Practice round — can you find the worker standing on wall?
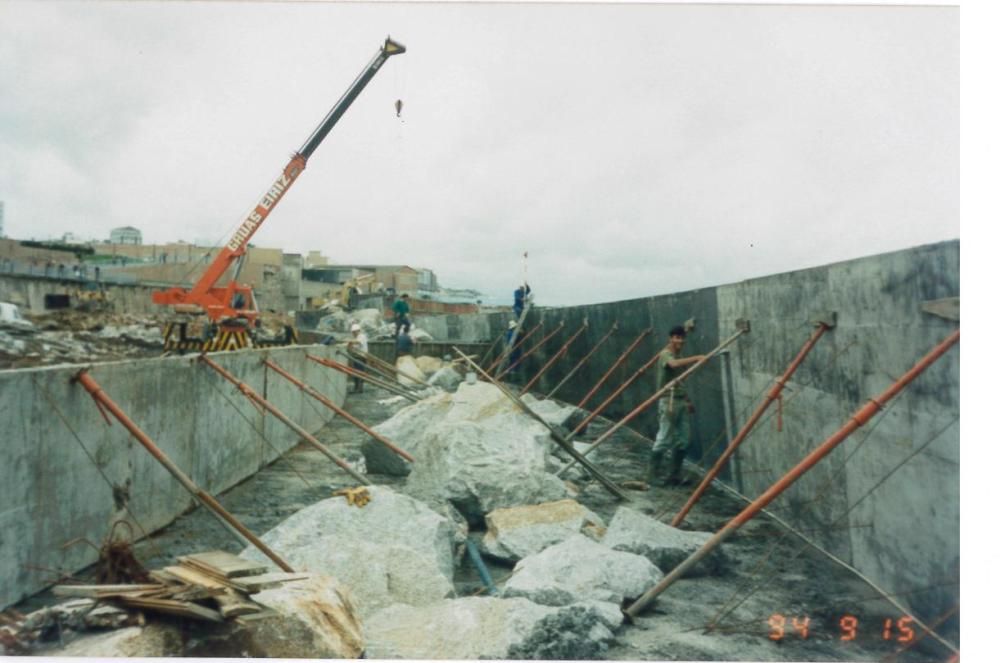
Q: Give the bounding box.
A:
[648,325,707,487]
[393,293,411,337]
[513,283,531,319]
[347,323,369,393]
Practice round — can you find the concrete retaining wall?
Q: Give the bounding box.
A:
[0,273,162,314]
[506,240,959,624]
[0,344,346,609]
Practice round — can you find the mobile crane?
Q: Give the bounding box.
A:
[153,37,406,352]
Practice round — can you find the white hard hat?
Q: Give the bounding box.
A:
[350,323,362,332]
[508,320,518,329]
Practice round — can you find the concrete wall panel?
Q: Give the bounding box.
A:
[0,345,344,609]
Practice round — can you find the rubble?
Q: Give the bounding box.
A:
[482,499,606,563]
[427,364,464,391]
[602,506,728,576]
[501,534,663,607]
[364,596,620,660]
[1,311,167,369]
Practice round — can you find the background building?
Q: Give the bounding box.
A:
[109,226,142,245]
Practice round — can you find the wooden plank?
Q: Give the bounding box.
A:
[229,572,311,594]
[52,584,163,598]
[214,590,262,618]
[117,596,224,623]
[162,565,231,590]
[178,551,268,578]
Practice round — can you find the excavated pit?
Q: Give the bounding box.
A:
[17,379,953,661]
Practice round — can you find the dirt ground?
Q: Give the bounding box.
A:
[17,382,955,661]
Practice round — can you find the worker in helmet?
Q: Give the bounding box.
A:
[347,322,369,393]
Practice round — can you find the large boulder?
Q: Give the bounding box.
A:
[427,365,464,392]
[395,355,426,386]
[602,506,726,576]
[364,597,620,660]
[241,487,460,617]
[405,419,567,526]
[415,355,444,375]
[218,574,363,658]
[367,382,569,523]
[501,534,662,607]
[482,499,605,563]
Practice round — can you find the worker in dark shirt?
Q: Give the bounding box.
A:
[393,293,411,337]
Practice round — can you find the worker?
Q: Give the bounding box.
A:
[513,283,531,319]
[648,325,707,487]
[393,293,411,337]
[396,329,414,357]
[347,323,369,393]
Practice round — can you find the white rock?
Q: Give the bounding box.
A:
[502,534,663,607]
[364,597,619,660]
[415,355,444,375]
[601,506,726,575]
[395,355,425,386]
[241,487,460,618]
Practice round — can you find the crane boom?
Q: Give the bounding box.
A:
[153,37,406,326]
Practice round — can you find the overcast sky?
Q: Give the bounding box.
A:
[0,1,958,306]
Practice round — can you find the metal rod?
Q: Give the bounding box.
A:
[264,358,415,463]
[496,322,566,381]
[544,323,619,401]
[576,328,652,409]
[452,347,631,502]
[309,354,420,402]
[564,338,673,444]
[72,370,294,572]
[486,321,543,375]
[199,354,371,485]
[623,328,959,619]
[520,321,589,395]
[465,539,498,596]
[346,347,423,392]
[352,347,432,389]
[671,323,830,527]
[559,324,748,476]
[480,328,509,368]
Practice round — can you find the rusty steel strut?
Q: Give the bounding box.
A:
[623,328,959,620]
[264,358,414,463]
[199,354,370,485]
[543,322,620,401]
[73,369,294,572]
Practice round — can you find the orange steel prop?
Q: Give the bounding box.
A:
[480,328,509,368]
[308,354,419,402]
[576,328,653,409]
[199,354,371,485]
[496,322,566,381]
[73,370,294,572]
[486,321,543,375]
[670,323,831,527]
[520,322,589,395]
[623,328,960,620]
[264,358,414,463]
[544,323,619,400]
[565,336,672,444]
[559,325,748,476]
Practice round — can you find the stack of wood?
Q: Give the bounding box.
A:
[52,550,308,624]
